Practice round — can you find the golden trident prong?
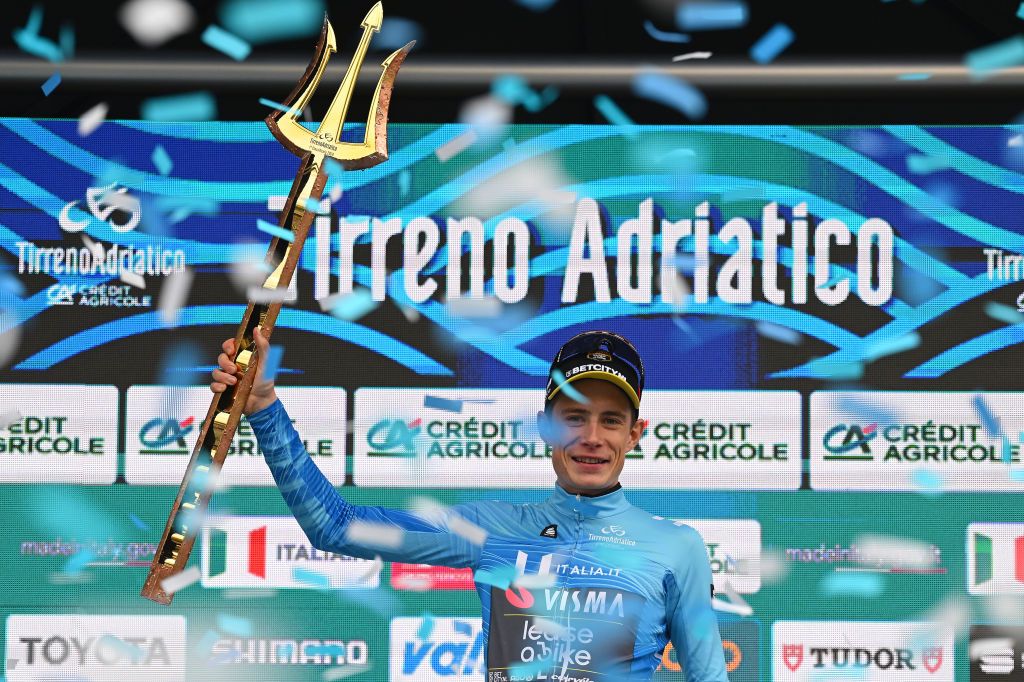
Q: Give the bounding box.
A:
[140,4,413,605]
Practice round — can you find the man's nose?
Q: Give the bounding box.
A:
[580,419,602,444]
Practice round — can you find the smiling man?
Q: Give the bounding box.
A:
[212,329,728,681]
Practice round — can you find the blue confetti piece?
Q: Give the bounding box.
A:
[643,20,691,44]
[424,395,463,412]
[809,359,864,381]
[1003,435,1014,464]
[303,643,345,658]
[377,17,423,50]
[515,0,558,11]
[755,321,801,345]
[676,0,748,31]
[292,567,330,589]
[1019,431,1024,444]
[159,342,203,385]
[216,614,253,636]
[473,565,517,589]
[327,289,378,321]
[502,137,516,151]
[220,0,324,44]
[129,513,148,531]
[985,302,1024,325]
[897,72,932,81]
[912,468,944,496]
[202,25,252,61]
[1010,468,1024,482]
[303,197,321,213]
[59,23,74,60]
[258,97,294,114]
[551,368,590,404]
[324,158,344,177]
[821,571,883,597]
[40,72,61,96]
[197,630,220,656]
[634,71,706,120]
[262,345,284,382]
[13,6,65,62]
[749,22,794,64]
[966,36,1024,77]
[906,152,950,174]
[256,218,294,243]
[64,548,95,575]
[973,395,1001,437]
[141,91,217,121]
[398,169,411,196]
[594,95,638,138]
[416,613,434,640]
[862,332,920,362]
[151,145,173,176]
[1018,2,1024,20]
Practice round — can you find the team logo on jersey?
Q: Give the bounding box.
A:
[540,524,558,538]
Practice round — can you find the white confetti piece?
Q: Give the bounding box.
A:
[159,267,193,327]
[247,285,291,304]
[530,617,568,639]
[672,51,712,61]
[712,580,753,616]
[445,296,502,318]
[328,183,342,204]
[344,520,404,549]
[324,663,374,681]
[399,304,420,323]
[853,534,937,569]
[78,102,108,136]
[448,515,488,546]
[0,409,22,431]
[120,269,146,289]
[119,0,196,47]
[435,130,478,162]
[1009,134,1023,147]
[359,556,384,584]
[81,235,104,261]
[513,571,558,589]
[160,566,201,595]
[222,588,278,599]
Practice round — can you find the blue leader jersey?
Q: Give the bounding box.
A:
[248,398,729,682]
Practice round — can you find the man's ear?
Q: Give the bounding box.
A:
[628,417,647,450]
[537,410,553,445]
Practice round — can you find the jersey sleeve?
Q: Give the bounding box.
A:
[665,525,730,682]
[246,398,484,569]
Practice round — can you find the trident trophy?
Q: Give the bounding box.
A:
[141,3,414,604]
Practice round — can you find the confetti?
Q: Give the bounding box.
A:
[906,152,951,174]
[460,95,512,139]
[594,94,638,138]
[821,571,883,597]
[512,571,558,589]
[1010,468,1024,481]
[416,613,434,640]
[324,664,373,681]
[676,0,748,31]
[328,182,342,204]
[711,580,753,616]
[141,91,217,121]
[446,297,502,318]
[40,72,61,96]
[1019,2,1024,20]
[159,267,192,327]
[398,169,411,196]
[160,566,200,595]
[985,301,1024,325]
[810,359,864,381]
[550,368,590,404]
[258,96,295,114]
[644,20,691,44]
[435,130,478,162]
[344,520,404,549]
[97,635,144,661]
[673,51,712,61]
[0,409,22,431]
[216,613,253,636]
[911,467,944,496]
[119,0,196,48]
[202,24,252,60]
[292,567,330,589]
[449,515,489,545]
[897,73,932,81]
[151,145,173,175]
[63,548,96,575]
[120,269,146,290]
[376,16,423,50]
[755,321,801,345]
[247,285,291,304]
[219,0,324,44]
[261,344,284,382]
[1003,435,1013,464]
[515,0,558,11]
[966,36,1024,78]
[862,332,921,361]
[319,288,378,321]
[474,566,517,589]
[853,534,937,569]
[359,556,384,584]
[633,71,707,119]
[12,6,65,62]
[399,303,420,323]
[424,395,463,412]
[749,22,794,64]
[256,218,294,242]
[1009,134,1024,147]
[973,394,1001,437]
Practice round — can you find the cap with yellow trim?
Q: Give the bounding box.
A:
[545,330,644,409]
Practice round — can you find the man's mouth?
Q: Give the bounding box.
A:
[571,456,608,465]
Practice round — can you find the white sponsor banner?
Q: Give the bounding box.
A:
[772,621,954,681]
[679,519,761,594]
[627,390,801,490]
[355,388,553,488]
[810,391,1024,491]
[390,616,485,681]
[125,386,346,485]
[200,515,378,589]
[967,522,1024,595]
[5,614,186,681]
[0,384,117,483]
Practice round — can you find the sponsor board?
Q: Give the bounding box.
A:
[783,540,946,575]
[390,563,475,591]
[390,616,484,681]
[202,636,370,667]
[626,391,802,490]
[970,625,1024,679]
[200,516,378,589]
[677,520,761,594]
[810,392,1024,491]
[126,386,345,485]
[0,384,117,483]
[654,621,759,681]
[967,523,1024,595]
[772,621,954,680]
[5,614,186,681]
[355,388,554,488]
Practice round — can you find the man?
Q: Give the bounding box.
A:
[211,328,729,681]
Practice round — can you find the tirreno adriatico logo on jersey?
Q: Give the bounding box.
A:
[821,420,1016,464]
[590,524,636,546]
[366,415,548,459]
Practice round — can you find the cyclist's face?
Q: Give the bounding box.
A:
[540,379,645,495]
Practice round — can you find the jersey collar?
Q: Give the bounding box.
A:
[547,482,632,518]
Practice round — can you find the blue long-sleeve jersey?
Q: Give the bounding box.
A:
[247,398,729,681]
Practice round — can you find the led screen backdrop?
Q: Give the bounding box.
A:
[1,119,1023,681]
